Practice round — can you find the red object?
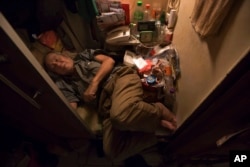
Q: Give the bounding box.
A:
[122,4,130,25]
[138,59,152,74]
[150,49,156,56]
[165,31,173,42]
[38,30,58,49]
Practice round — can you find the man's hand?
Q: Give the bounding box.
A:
[156,102,177,131]
[83,82,98,102]
[83,54,115,102]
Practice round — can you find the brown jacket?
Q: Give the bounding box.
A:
[98,66,162,132]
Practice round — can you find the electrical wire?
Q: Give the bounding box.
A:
[167,0,181,12]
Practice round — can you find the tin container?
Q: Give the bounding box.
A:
[146,75,157,85]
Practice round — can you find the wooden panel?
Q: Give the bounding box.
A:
[0,13,93,143]
[164,52,250,163]
[0,80,63,144]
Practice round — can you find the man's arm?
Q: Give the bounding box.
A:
[83,54,115,102]
[92,54,115,85]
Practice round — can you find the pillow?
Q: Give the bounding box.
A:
[37,30,64,52]
[30,41,52,65]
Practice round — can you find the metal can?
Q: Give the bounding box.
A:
[146,75,157,85]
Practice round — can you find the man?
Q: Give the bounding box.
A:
[44,49,177,161]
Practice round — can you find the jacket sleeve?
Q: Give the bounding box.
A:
[55,79,80,103]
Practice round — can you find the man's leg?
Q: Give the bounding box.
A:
[102,67,176,161]
[102,118,158,161]
[109,72,163,132]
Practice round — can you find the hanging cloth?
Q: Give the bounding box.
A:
[64,0,78,13]
[77,0,100,42]
[190,0,235,38]
[77,0,99,23]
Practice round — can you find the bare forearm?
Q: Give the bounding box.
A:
[83,55,115,102]
[92,55,115,85]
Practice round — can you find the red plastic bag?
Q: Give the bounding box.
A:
[38,30,63,51]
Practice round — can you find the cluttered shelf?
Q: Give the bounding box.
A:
[96,0,181,110]
[122,43,180,110]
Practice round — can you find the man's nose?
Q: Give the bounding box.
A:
[52,61,60,66]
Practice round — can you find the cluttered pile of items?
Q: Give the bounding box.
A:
[123,44,180,110]
[95,0,179,44]
[95,0,129,31]
[130,0,178,45]
[94,0,181,109]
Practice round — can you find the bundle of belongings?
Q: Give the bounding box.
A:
[123,44,180,110]
[95,0,128,31]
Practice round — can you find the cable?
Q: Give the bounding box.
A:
[129,35,157,49]
[167,0,181,12]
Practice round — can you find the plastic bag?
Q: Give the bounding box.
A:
[37,30,63,51]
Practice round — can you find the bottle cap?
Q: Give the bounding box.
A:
[137,1,142,6]
[146,75,156,85]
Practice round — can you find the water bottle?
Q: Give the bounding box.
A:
[168,9,177,29]
[154,20,162,42]
[133,1,144,24]
[143,4,151,21]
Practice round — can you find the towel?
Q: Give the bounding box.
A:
[191,0,235,37]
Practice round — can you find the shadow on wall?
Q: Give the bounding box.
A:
[204,0,244,63]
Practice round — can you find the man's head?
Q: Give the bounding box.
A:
[44,52,74,75]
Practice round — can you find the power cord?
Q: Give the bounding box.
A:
[167,0,181,12]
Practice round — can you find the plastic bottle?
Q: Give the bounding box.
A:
[159,10,166,25]
[163,26,173,43]
[164,63,175,93]
[143,4,151,21]
[133,1,144,24]
[163,62,176,109]
[167,48,180,79]
[168,9,177,29]
[154,20,161,42]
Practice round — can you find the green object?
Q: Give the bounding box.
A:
[140,31,153,43]
[137,1,142,6]
[133,1,144,23]
[77,0,98,23]
[160,10,166,25]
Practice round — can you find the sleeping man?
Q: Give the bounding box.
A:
[44,49,177,161]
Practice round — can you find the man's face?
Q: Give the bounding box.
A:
[45,53,74,75]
